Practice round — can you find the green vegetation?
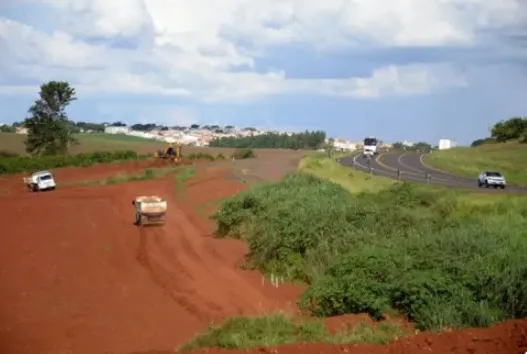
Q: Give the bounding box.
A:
[392,141,432,153]
[179,314,408,352]
[212,154,527,331]
[424,143,527,186]
[176,167,196,194]
[24,81,79,155]
[0,150,145,175]
[471,117,527,146]
[232,148,256,159]
[299,153,394,193]
[209,130,326,149]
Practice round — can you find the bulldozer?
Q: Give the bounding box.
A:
[154,143,183,164]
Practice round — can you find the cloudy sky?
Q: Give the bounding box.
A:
[1,0,526,144]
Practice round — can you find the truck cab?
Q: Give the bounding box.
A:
[363,137,380,158]
[24,171,57,192]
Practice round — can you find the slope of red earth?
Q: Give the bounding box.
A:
[0,162,302,354]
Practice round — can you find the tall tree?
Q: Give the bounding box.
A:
[24,81,78,155]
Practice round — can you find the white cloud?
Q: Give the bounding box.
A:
[0,0,524,101]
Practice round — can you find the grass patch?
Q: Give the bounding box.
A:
[299,152,395,193]
[424,142,527,186]
[212,154,527,331]
[175,167,196,194]
[178,314,408,352]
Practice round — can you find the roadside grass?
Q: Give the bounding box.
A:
[299,152,395,193]
[178,314,410,352]
[424,142,527,186]
[211,153,527,331]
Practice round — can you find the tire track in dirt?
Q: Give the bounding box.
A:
[132,175,297,323]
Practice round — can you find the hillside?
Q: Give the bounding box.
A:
[423,142,527,186]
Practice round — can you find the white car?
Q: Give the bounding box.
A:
[477,171,506,189]
[23,170,57,192]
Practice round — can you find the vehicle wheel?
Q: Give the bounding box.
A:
[32,185,39,192]
[478,182,482,188]
[135,212,141,226]
[500,185,505,189]
[485,182,489,188]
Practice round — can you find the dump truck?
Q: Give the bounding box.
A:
[23,170,57,192]
[132,196,167,226]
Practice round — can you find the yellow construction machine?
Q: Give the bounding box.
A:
[154,143,183,164]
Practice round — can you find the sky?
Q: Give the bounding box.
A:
[1,1,526,145]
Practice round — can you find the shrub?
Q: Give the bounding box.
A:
[212,172,527,330]
[232,148,255,159]
[216,153,227,160]
[0,150,144,175]
[186,152,215,161]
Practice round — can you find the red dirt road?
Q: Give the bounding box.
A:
[0,164,301,354]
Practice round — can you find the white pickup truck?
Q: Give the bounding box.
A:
[23,170,57,192]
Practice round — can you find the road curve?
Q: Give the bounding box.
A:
[338,152,527,193]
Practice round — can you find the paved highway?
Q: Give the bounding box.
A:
[339,152,527,193]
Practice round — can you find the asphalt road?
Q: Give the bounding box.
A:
[338,152,527,193]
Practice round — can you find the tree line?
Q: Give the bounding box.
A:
[471,117,527,147]
[391,141,433,153]
[209,131,327,150]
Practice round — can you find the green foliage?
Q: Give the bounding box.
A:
[471,137,496,147]
[186,152,215,161]
[179,314,407,352]
[392,141,432,152]
[209,130,326,149]
[216,153,227,160]
[0,125,15,133]
[232,148,255,159]
[24,81,79,156]
[490,117,527,143]
[0,150,142,175]
[212,172,527,331]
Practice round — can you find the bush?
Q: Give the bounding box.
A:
[186,152,215,161]
[232,148,255,159]
[212,172,527,330]
[0,150,144,175]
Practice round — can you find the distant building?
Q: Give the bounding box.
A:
[104,126,130,134]
[438,138,456,150]
[15,127,28,134]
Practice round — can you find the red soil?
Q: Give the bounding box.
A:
[0,164,301,354]
[0,159,526,354]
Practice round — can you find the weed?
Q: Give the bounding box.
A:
[176,167,196,194]
[178,314,407,352]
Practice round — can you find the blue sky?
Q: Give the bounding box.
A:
[1,0,526,145]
